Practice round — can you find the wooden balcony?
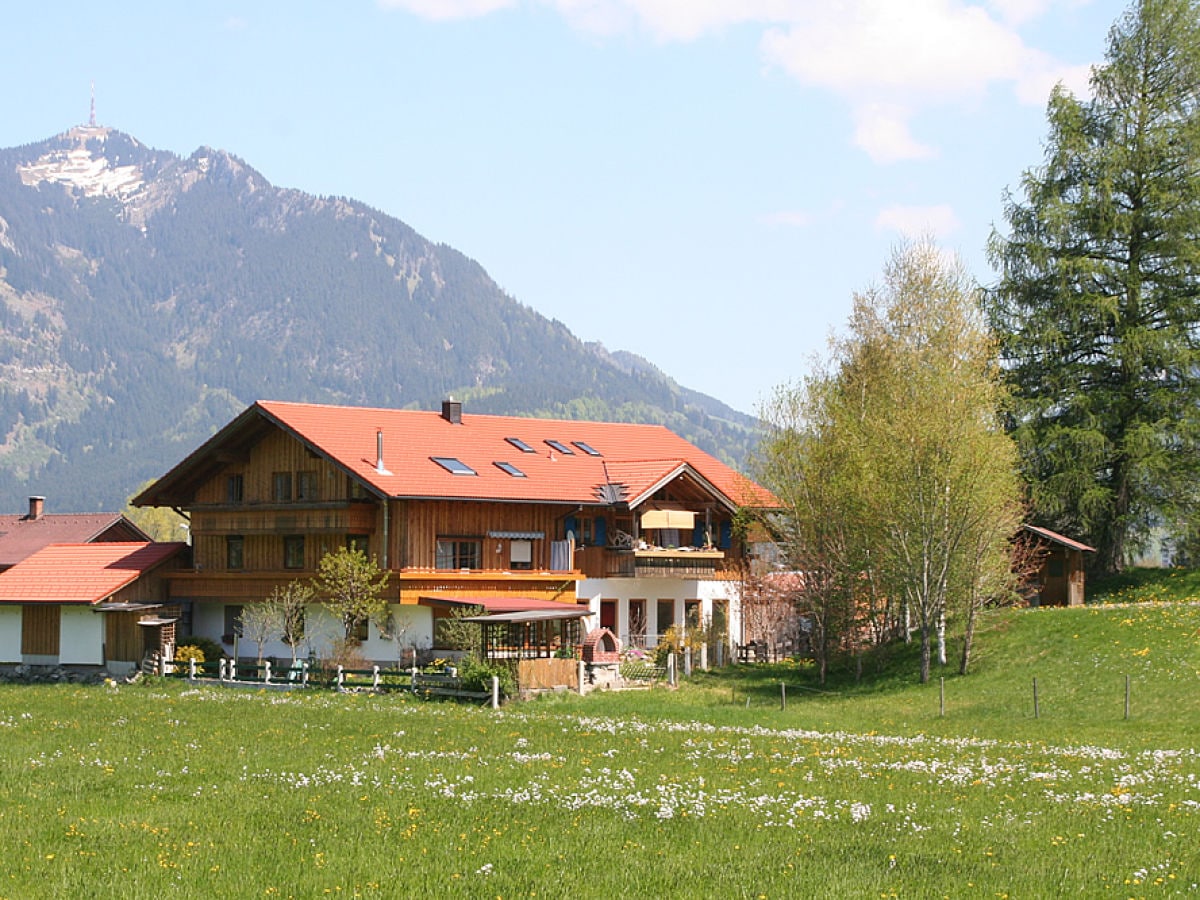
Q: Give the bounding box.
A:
[575,546,733,579]
[190,502,377,535]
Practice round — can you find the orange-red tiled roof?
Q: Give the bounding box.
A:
[0,542,187,605]
[0,513,149,569]
[251,401,771,508]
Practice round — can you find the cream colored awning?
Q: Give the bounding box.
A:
[640,509,696,530]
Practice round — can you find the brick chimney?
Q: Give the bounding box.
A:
[27,496,45,520]
[441,399,462,424]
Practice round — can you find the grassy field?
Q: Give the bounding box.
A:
[1,582,1199,897]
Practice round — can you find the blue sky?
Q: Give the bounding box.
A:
[3,0,1124,415]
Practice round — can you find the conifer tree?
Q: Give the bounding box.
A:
[988,0,1200,572]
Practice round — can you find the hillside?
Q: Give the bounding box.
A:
[0,126,757,511]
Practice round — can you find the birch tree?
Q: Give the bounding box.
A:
[757,241,1023,682]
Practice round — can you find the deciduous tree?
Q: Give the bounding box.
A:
[757,241,1023,683]
[314,547,390,642]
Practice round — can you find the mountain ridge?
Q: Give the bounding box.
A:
[0,126,757,511]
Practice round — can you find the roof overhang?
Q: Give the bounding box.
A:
[1023,524,1096,553]
[93,602,163,613]
[626,463,739,513]
[133,402,389,508]
[418,596,585,613]
[461,608,592,624]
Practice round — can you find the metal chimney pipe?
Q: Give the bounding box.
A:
[375,430,392,476]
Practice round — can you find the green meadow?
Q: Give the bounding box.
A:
[1,579,1199,898]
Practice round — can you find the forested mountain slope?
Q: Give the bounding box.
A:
[0,126,755,510]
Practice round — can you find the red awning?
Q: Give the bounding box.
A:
[418,595,583,613]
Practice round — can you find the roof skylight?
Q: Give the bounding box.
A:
[545,440,575,455]
[506,437,536,453]
[572,441,601,457]
[494,461,527,477]
[431,457,477,475]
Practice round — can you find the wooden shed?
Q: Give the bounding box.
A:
[1023,525,1096,607]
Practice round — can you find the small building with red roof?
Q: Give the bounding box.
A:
[1023,525,1096,607]
[134,399,774,666]
[0,496,152,572]
[0,541,188,672]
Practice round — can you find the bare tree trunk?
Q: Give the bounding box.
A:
[919,626,932,684]
[936,608,947,666]
[959,595,978,675]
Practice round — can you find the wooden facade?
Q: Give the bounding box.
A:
[1023,525,1095,608]
[132,401,763,668]
[176,424,746,590]
[21,605,59,655]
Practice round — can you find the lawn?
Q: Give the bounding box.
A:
[1,596,1198,898]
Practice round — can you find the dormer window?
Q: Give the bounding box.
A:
[506,437,536,453]
[432,457,477,475]
[545,440,574,455]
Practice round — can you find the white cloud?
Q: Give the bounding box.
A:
[759,1,1033,104]
[377,0,517,20]
[853,104,937,164]
[760,209,813,227]
[381,0,1097,162]
[875,204,961,239]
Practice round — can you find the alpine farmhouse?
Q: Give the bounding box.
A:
[134,400,771,665]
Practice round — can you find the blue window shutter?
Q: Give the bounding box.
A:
[719,522,732,549]
[564,516,578,540]
[593,517,607,547]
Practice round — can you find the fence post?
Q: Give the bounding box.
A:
[939,676,945,717]
[264,660,271,684]
[373,665,380,690]
[577,659,585,695]
[667,653,677,687]
[189,658,197,681]
[700,643,708,671]
[780,681,787,711]
[683,647,692,677]
[1124,674,1131,720]
[1033,677,1040,719]
[491,675,500,710]
[230,660,238,682]
[337,664,344,690]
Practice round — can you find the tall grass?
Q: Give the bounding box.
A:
[0,600,1198,897]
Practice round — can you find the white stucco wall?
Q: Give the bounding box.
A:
[60,606,104,665]
[576,577,742,652]
[0,607,21,662]
[188,601,433,666]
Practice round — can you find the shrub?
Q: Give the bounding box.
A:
[456,656,516,697]
[175,636,224,663]
[175,645,206,664]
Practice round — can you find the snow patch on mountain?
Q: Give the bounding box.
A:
[17,126,144,200]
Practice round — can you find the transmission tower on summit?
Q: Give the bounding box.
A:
[89,81,96,127]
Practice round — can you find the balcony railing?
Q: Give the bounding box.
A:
[575,546,730,579]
